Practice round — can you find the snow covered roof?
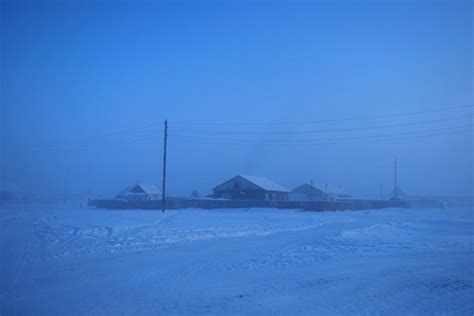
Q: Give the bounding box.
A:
[315,183,346,195]
[118,186,132,195]
[118,184,161,195]
[239,175,289,192]
[294,183,349,195]
[135,184,161,195]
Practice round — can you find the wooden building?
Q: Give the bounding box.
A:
[0,190,14,201]
[213,175,289,201]
[289,183,351,201]
[116,184,161,201]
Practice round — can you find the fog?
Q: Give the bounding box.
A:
[1,1,472,199]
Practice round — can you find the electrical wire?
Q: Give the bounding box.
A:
[170,115,472,135]
[171,104,473,126]
[10,105,473,154]
[170,126,473,146]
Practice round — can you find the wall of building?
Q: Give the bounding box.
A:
[214,189,266,200]
[214,189,288,201]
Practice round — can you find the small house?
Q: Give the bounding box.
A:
[213,175,289,201]
[289,183,351,201]
[190,190,201,198]
[0,190,15,201]
[390,185,407,200]
[116,184,161,201]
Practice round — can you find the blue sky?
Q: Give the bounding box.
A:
[1,0,472,197]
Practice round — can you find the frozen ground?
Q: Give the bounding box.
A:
[0,204,473,315]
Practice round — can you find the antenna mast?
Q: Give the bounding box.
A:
[162,120,168,213]
[394,157,398,200]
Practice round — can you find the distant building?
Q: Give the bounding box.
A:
[213,175,289,201]
[289,183,351,201]
[390,185,407,200]
[191,190,201,198]
[0,190,15,201]
[116,184,161,201]
[0,183,21,202]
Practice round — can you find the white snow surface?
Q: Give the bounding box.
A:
[1,204,473,315]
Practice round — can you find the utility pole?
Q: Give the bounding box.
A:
[394,157,398,200]
[380,183,383,199]
[310,180,313,201]
[162,120,168,213]
[64,166,69,204]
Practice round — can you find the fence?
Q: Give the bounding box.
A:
[92,198,414,211]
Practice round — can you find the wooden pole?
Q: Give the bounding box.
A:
[162,120,168,213]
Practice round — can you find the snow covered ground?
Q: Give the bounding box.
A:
[1,204,473,315]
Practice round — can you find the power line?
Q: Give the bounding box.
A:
[170,124,473,143]
[170,126,473,146]
[10,105,473,154]
[19,131,162,154]
[21,104,473,150]
[9,123,472,155]
[28,123,162,149]
[170,115,472,136]
[171,128,473,146]
[172,104,473,126]
[14,121,473,154]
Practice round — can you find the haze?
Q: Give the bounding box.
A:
[1,1,472,199]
